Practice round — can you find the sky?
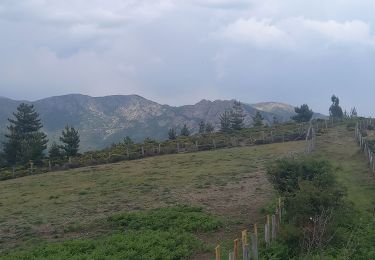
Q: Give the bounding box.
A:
[0,0,374,116]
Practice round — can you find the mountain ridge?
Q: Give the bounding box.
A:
[0,94,325,151]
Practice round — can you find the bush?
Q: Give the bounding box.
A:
[109,205,223,232]
[267,158,350,257]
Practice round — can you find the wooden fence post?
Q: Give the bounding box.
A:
[48,160,52,171]
[177,142,180,153]
[29,160,34,174]
[272,214,276,241]
[12,166,15,178]
[195,141,198,151]
[251,232,258,260]
[241,230,248,260]
[265,215,270,245]
[213,139,216,149]
[141,146,145,156]
[126,147,130,158]
[234,239,239,260]
[215,245,221,260]
[243,244,249,260]
[158,143,161,154]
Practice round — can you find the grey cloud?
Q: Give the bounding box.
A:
[0,0,374,116]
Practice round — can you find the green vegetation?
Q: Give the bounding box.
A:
[252,111,264,127]
[267,157,349,258]
[180,124,190,137]
[329,95,344,119]
[292,104,313,123]
[3,103,48,165]
[59,125,80,157]
[1,206,221,260]
[0,140,305,255]
[263,124,375,259]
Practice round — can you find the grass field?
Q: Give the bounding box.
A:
[314,125,375,258]
[0,140,306,258]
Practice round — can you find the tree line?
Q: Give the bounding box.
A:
[0,95,356,169]
[166,94,354,139]
[0,103,80,167]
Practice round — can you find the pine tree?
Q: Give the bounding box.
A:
[329,95,343,119]
[205,122,214,133]
[3,103,48,165]
[180,124,190,136]
[123,136,134,146]
[230,100,245,130]
[292,104,313,123]
[49,142,62,159]
[350,107,358,118]
[168,128,177,140]
[220,110,231,133]
[252,111,264,127]
[60,125,80,157]
[198,121,206,134]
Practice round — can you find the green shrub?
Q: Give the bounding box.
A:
[108,205,223,232]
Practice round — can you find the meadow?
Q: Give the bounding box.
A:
[0,140,306,258]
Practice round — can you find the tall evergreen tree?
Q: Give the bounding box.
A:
[230,100,245,130]
[205,122,214,133]
[219,110,231,133]
[168,128,177,140]
[60,125,80,157]
[180,124,190,136]
[329,95,343,119]
[350,107,358,118]
[49,142,62,159]
[198,121,206,134]
[292,104,313,123]
[252,111,264,127]
[123,136,134,146]
[3,103,48,165]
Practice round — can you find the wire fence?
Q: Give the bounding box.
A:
[0,120,327,181]
[355,119,375,175]
[214,123,318,259]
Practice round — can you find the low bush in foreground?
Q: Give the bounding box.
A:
[1,206,222,260]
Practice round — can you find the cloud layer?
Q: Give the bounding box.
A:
[1,0,375,115]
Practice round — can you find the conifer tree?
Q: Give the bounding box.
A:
[329,95,343,119]
[180,124,190,136]
[49,142,62,159]
[60,125,80,157]
[350,107,358,118]
[123,136,134,146]
[252,111,264,127]
[198,121,205,134]
[205,122,214,133]
[3,103,48,165]
[230,100,245,130]
[219,110,231,133]
[168,128,177,140]
[292,104,313,123]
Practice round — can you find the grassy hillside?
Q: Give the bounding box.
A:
[0,140,305,258]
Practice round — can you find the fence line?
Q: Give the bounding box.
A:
[355,120,375,175]
[1,119,330,181]
[215,198,284,260]
[214,125,318,259]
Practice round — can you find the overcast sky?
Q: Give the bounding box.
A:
[0,0,374,115]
